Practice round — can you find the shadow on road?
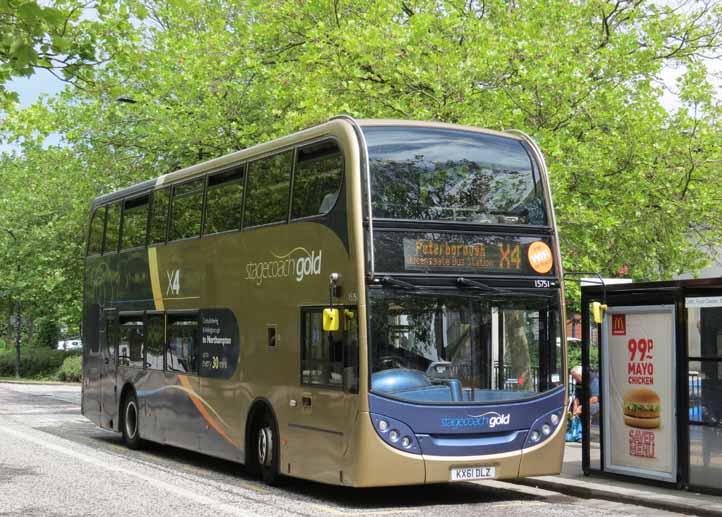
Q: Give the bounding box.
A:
[81,432,548,512]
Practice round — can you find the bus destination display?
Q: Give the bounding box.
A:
[374,232,554,276]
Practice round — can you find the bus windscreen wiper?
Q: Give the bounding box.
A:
[381,276,418,290]
[456,276,550,299]
[456,277,496,291]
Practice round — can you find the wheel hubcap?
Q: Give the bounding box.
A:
[257,426,272,467]
[125,400,137,440]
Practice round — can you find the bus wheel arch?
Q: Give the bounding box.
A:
[119,383,142,450]
[245,399,282,485]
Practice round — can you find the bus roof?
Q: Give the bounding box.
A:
[90,117,525,209]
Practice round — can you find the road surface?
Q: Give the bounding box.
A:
[0,382,681,516]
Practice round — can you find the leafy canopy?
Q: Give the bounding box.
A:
[1,0,722,326]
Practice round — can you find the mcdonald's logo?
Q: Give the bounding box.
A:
[612,314,626,336]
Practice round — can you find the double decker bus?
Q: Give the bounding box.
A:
[82,117,566,487]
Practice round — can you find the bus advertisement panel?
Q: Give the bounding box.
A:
[603,306,677,482]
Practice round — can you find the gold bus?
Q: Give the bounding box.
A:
[82,117,567,487]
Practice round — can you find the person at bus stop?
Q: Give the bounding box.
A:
[571,365,599,423]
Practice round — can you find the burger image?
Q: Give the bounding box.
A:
[623,388,661,429]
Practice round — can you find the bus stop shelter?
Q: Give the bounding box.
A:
[581,278,722,494]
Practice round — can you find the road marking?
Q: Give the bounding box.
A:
[309,504,417,515]
[0,423,257,516]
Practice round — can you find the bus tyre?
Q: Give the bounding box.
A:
[122,391,143,450]
[256,413,281,486]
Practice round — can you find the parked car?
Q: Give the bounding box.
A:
[57,339,82,351]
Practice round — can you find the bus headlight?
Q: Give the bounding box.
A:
[524,407,565,449]
[370,413,421,454]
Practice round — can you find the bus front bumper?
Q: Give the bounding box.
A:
[349,410,565,487]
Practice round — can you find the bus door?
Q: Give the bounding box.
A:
[83,304,102,425]
[290,307,359,483]
[99,309,118,429]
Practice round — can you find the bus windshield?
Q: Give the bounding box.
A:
[364,126,546,225]
[368,289,562,404]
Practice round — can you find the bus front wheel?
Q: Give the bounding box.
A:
[255,412,281,485]
[122,391,143,450]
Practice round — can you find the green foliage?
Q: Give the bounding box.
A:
[0,0,722,333]
[0,347,71,377]
[0,0,99,106]
[55,353,82,382]
[35,317,60,349]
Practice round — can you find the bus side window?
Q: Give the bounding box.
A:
[87,207,106,256]
[145,313,164,370]
[301,308,344,389]
[292,141,343,219]
[103,202,121,254]
[119,315,144,368]
[121,194,150,250]
[244,151,293,228]
[169,179,205,241]
[166,313,199,374]
[204,166,244,235]
[149,189,170,245]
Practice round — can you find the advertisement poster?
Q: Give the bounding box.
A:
[602,306,677,481]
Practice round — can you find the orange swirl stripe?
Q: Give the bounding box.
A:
[177,375,239,448]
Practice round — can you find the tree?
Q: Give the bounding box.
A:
[1,0,721,330]
[0,0,100,106]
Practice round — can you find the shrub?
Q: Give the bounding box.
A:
[0,348,74,377]
[56,355,82,382]
[36,318,61,350]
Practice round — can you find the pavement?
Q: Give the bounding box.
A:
[515,442,722,516]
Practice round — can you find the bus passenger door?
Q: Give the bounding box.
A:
[289,307,359,484]
[99,309,118,429]
[82,304,102,425]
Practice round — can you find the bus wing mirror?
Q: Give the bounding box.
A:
[323,308,340,332]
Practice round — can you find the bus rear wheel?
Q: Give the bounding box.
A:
[255,412,281,485]
[122,391,143,450]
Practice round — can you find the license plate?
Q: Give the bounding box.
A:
[450,466,496,481]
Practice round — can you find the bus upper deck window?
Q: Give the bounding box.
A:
[244,151,293,227]
[103,202,121,254]
[170,179,204,241]
[149,189,170,245]
[87,207,106,256]
[205,166,244,235]
[121,195,150,250]
[292,141,343,220]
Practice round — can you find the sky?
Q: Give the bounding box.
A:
[0,71,65,153]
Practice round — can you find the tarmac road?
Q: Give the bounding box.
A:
[0,382,683,517]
